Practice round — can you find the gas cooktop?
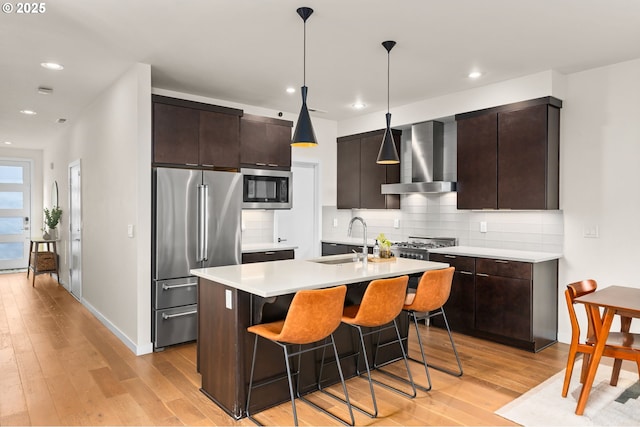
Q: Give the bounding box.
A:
[393,236,457,259]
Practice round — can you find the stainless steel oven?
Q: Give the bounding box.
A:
[241,168,292,209]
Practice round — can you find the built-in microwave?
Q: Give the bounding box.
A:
[241,168,292,209]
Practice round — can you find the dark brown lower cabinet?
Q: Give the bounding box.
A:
[429,253,558,352]
[241,249,295,264]
[429,253,475,334]
[321,242,372,256]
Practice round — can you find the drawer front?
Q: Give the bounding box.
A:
[242,249,295,264]
[476,258,532,280]
[154,304,197,348]
[429,253,475,273]
[154,277,198,309]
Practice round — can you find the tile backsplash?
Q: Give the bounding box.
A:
[322,194,564,253]
[241,210,274,244]
[243,199,563,253]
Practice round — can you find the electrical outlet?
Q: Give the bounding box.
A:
[394,218,400,228]
[333,218,338,227]
[225,289,233,309]
[480,221,487,233]
[127,224,134,238]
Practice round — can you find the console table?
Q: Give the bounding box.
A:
[27,238,59,286]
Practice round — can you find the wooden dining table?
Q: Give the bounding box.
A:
[573,285,640,415]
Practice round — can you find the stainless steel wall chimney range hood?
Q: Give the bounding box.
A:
[381,121,457,194]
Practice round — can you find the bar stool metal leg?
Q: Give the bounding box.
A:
[411,308,463,377]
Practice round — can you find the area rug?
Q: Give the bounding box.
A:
[496,359,640,426]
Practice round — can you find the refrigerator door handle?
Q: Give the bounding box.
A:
[202,184,209,261]
[197,184,206,262]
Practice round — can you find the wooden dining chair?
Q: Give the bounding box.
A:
[562,279,640,398]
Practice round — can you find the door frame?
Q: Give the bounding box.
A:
[0,157,33,270]
[68,159,82,300]
[274,160,321,259]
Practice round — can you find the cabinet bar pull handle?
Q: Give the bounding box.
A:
[202,164,214,168]
[495,260,509,264]
[162,283,196,291]
[460,271,473,275]
[444,255,456,259]
[267,163,278,167]
[186,163,198,166]
[162,310,197,320]
[255,162,267,166]
[476,273,489,277]
[264,251,276,255]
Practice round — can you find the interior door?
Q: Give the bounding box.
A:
[0,160,31,270]
[274,163,318,260]
[69,161,82,299]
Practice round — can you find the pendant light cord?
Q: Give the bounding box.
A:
[303,19,306,86]
[387,49,390,113]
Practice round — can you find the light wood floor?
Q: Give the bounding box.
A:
[0,272,571,426]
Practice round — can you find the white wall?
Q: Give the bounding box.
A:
[558,57,640,340]
[44,63,152,355]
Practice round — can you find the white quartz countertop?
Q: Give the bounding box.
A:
[428,246,562,263]
[242,242,298,253]
[191,255,449,298]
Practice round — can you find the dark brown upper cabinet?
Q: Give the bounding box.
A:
[240,114,293,170]
[337,129,401,209]
[152,95,242,169]
[456,97,562,210]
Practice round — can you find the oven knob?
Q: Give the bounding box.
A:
[417,254,424,260]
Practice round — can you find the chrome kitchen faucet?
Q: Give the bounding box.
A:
[348,216,368,263]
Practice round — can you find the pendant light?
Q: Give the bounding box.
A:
[377,40,400,164]
[291,7,318,147]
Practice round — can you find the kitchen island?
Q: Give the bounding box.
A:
[191,255,449,419]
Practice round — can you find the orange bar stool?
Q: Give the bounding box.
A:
[245,285,354,426]
[322,275,416,418]
[389,267,461,391]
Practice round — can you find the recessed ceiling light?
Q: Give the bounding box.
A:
[3,141,12,145]
[41,62,64,71]
[286,87,295,94]
[352,102,366,110]
[20,109,37,115]
[468,71,482,79]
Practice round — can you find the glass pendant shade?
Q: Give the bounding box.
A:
[292,85,317,146]
[377,112,400,164]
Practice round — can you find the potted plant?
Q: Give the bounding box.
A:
[376,233,393,258]
[43,206,62,240]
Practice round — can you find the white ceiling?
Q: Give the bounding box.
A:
[2,0,640,149]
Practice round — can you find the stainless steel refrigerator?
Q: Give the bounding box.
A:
[152,167,241,351]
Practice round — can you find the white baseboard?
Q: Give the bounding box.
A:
[82,298,153,356]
